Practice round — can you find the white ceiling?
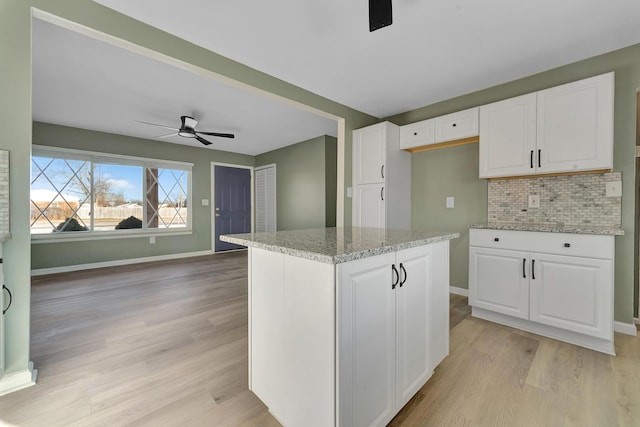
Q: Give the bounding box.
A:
[91,0,640,118]
[32,19,338,156]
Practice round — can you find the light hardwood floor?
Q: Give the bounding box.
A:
[0,253,638,426]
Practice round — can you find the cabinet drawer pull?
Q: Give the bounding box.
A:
[391,264,399,290]
[452,123,457,127]
[399,263,407,287]
[381,164,384,179]
[494,237,499,242]
[564,243,571,248]
[413,132,418,136]
[381,187,384,201]
[531,259,536,280]
[522,258,526,279]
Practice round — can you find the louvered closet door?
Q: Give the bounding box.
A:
[255,165,276,232]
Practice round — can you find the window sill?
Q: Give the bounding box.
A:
[31,229,193,244]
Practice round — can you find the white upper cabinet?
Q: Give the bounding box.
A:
[400,107,479,150]
[434,107,479,143]
[353,123,387,184]
[399,119,435,150]
[479,93,537,178]
[536,73,614,174]
[479,72,614,178]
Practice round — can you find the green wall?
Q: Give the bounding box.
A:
[31,122,254,270]
[1,0,375,381]
[409,144,487,288]
[386,43,640,323]
[255,135,337,230]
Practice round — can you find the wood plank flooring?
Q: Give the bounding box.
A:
[0,253,638,426]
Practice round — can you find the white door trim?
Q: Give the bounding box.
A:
[211,162,254,252]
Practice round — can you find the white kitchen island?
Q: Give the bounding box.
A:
[221,227,459,427]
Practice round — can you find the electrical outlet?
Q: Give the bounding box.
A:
[606,181,622,197]
[149,236,156,244]
[346,187,353,198]
[528,194,540,208]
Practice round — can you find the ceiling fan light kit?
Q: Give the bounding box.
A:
[137,115,235,146]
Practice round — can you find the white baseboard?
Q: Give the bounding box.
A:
[0,362,37,397]
[449,286,469,297]
[614,321,638,336]
[31,250,218,276]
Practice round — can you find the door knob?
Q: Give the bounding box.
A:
[215,213,220,217]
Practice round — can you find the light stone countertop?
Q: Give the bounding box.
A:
[220,227,460,264]
[469,223,624,236]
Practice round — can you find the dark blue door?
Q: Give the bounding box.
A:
[215,166,251,251]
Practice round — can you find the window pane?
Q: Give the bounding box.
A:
[146,167,188,229]
[93,163,143,231]
[31,156,91,234]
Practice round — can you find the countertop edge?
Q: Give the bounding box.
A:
[469,223,624,236]
[221,232,460,264]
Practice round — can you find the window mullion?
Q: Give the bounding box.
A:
[90,161,95,232]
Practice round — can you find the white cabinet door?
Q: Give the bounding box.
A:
[395,246,431,409]
[469,247,530,319]
[353,123,386,184]
[339,252,397,427]
[529,253,613,339]
[434,107,479,143]
[479,93,537,178]
[399,119,435,149]
[536,72,614,174]
[353,183,385,228]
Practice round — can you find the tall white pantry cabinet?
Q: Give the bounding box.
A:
[352,122,411,229]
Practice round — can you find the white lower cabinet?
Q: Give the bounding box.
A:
[469,229,615,354]
[339,242,450,427]
[529,252,612,339]
[469,247,529,320]
[248,240,451,427]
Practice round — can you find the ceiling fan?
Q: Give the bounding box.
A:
[137,115,235,146]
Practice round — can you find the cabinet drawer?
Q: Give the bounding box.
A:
[434,107,479,143]
[399,119,435,149]
[469,229,613,260]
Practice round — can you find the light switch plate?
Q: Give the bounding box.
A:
[528,194,540,208]
[606,181,622,197]
[446,196,454,208]
[201,199,209,206]
[346,187,353,198]
[149,236,156,244]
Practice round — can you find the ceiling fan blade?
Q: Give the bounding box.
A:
[195,135,213,146]
[155,132,179,139]
[196,131,235,139]
[135,120,179,131]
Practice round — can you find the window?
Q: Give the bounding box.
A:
[31,146,192,238]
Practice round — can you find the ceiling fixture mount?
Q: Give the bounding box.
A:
[137,115,235,146]
[369,0,392,32]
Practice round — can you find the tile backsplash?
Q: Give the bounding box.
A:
[488,172,622,228]
[0,150,8,235]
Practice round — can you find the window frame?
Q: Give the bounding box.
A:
[31,145,193,243]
